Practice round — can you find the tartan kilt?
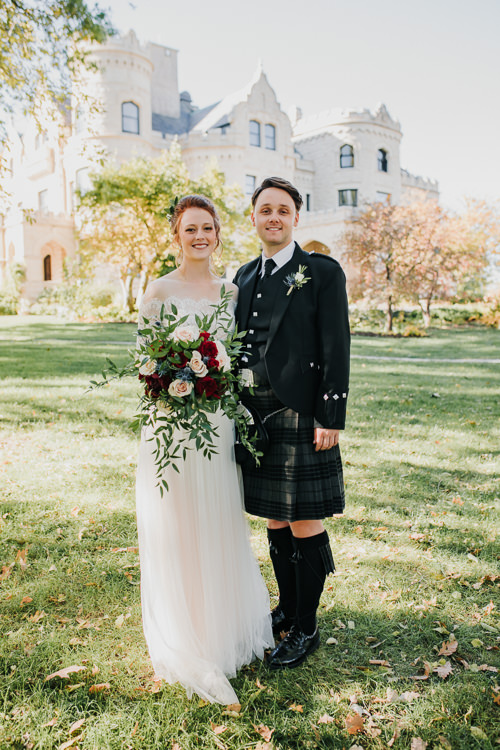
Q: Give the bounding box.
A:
[240,386,345,522]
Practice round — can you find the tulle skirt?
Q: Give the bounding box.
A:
[135,410,273,704]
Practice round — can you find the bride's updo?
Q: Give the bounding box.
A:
[170,195,221,249]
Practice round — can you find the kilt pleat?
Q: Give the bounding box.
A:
[241,387,345,522]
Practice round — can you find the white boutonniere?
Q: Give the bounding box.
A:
[284,265,311,296]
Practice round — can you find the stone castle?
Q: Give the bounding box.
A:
[1,30,438,301]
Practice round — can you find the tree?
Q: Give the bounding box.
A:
[0,0,112,129]
[340,201,412,332]
[341,199,492,330]
[78,145,258,311]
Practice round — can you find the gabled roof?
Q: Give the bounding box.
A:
[190,62,268,134]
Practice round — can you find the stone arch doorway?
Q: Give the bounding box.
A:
[39,241,66,287]
[303,240,331,256]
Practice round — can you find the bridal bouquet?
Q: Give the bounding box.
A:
[90,288,257,495]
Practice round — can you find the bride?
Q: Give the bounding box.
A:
[135,194,273,704]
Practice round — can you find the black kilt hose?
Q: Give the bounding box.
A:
[241,387,345,522]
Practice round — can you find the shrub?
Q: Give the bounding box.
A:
[0,292,18,315]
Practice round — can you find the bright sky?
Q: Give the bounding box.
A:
[102,0,500,212]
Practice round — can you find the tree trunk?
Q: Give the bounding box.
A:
[385,294,394,333]
[419,298,432,328]
[135,268,149,309]
[120,271,135,313]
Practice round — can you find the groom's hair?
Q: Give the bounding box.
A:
[251,177,303,212]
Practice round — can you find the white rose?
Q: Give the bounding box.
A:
[168,379,194,398]
[215,340,231,372]
[189,351,208,377]
[295,272,305,282]
[172,324,200,344]
[138,359,157,376]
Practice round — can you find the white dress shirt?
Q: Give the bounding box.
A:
[259,240,295,277]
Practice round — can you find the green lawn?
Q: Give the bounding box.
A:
[0,318,499,750]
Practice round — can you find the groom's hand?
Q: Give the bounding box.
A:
[313,427,340,451]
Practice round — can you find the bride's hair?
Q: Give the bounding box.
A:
[170,195,221,249]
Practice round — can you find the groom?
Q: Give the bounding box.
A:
[234,176,350,669]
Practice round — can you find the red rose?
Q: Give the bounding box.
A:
[206,357,219,370]
[200,331,210,341]
[199,340,217,357]
[195,376,220,399]
[172,352,189,368]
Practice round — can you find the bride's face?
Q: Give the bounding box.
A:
[177,208,217,261]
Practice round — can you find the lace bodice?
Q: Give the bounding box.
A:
[138,294,236,339]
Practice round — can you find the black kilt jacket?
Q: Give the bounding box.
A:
[233,243,350,430]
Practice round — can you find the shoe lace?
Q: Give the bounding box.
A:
[282,625,303,649]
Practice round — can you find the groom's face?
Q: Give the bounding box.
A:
[251,187,299,255]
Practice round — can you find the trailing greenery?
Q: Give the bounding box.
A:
[0,319,499,749]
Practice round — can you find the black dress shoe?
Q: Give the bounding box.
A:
[271,605,293,636]
[266,624,320,670]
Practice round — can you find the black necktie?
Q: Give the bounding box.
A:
[263,258,276,279]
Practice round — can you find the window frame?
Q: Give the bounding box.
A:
[338,189,358,207]
[245,174,256,197]
[340,144,354,169]
[377,148,388,172]
[121,101,140,135]
[264,123,276,150]
[249,119,261,147]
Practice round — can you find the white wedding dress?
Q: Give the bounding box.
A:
[135,295,273,704]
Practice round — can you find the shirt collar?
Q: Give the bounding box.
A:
[260,240,296,276]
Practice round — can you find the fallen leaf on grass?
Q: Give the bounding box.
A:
[68,719,85,734]
[318,714,335,724]
[289,703,303,712]
[114,613,131,628]
[438,639,458,656]
[435,661,453,679]
[255,743,273,750]
[471,638,484,648]
[492,691,500,705]
[253,724,274,740]
[0,564,13,581]
[345,713,364,734]
[88,683,111,693]
[438,737,452,750]
[45,665,86,681]
[16,548,28,569]
[211,723,228,735]
[59,735,83,750]
[369,659,391,667]
[470,727,488,740]
[28,610,45,623]
[20,596,33,606]
[131,721,139,737]
[326,637,338,645]
[41,717,58,728]
[111,547,139,553]
[410,739,427,750]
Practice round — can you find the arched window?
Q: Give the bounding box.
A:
[340,144,354,168]
[43,254,52,281]
[378,148,388,172]
[249,120,261,147]
[122,101,140,134]
[264,123,276,150]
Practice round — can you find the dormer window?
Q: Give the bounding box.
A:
[249,120,261,147]
[378,148,388,172]
[340,144,354,168]
[122,101,140,134]
[264,124,276,150]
